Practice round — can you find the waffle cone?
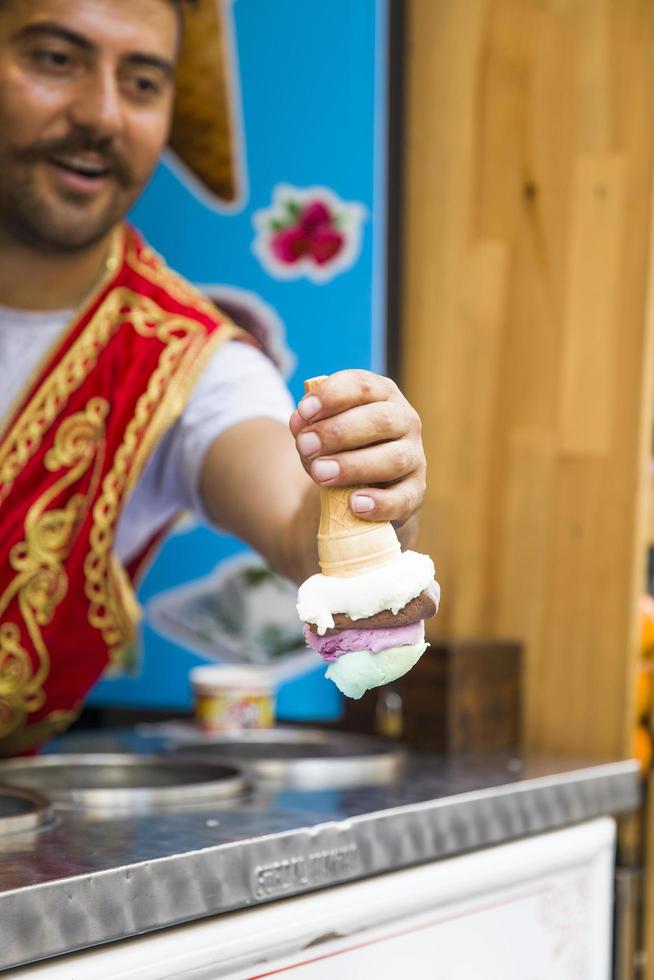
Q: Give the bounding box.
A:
[317,486,401,577]
[304,378,402,578]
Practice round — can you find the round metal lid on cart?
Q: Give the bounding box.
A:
[0,754,247,810]
[170,727,406,788]
[0,785,53,835]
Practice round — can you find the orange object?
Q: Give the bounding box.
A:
[636,663,653,720]
[633,724,653,775]
[640,595,654,657]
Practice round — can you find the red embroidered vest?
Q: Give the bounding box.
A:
[0,225,240,756]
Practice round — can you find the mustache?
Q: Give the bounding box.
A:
[17,131,135,188]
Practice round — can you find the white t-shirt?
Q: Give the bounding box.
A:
[0,305,295,564]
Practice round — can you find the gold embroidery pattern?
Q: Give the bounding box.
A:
[0,624,40,739]
[0,398,108,739]
[84,292,221,659]
[0,261,235,742]
[0,292,126,506]
[127,239,222,321]
[0,226,123,449]
[0,702,82,758]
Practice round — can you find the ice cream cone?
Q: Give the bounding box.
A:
[317,486,402,576]
[304,378,402,578]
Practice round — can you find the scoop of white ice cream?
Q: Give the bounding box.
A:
[297,550,437,635]
[324,641,428,699]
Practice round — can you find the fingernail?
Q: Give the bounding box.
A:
[313,459,340,482]
[299,396,321,420]
[297,431,321,456]
[352,494,375,514]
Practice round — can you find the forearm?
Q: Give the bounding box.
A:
[279,482,321,583]
[200,419,322,584]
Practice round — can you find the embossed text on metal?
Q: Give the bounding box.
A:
[254,843,361,898]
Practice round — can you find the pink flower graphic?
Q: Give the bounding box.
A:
[270,224,309,264]
[300,200,331,232]
[268,198,345,267]
[308,226,345,265]
[253,185,366,283]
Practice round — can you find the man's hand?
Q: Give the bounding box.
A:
[289,370,426,528]
[200,371,425,585]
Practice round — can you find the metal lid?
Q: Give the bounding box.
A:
[0,785,53,836]
[170,727,406,789]
[0,754,247,811]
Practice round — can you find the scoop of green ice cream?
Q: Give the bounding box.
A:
[324,643,427,700]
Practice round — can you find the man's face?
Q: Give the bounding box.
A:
[0,0,179,253]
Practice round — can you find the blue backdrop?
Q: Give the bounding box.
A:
[89,0,389,719]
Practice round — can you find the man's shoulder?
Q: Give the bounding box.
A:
[121,225,221,327]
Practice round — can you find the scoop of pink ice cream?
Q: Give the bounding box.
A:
[304,621,424,663]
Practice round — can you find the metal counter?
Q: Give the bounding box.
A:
[0,744,640,972]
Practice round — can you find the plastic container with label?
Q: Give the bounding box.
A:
[190,666,275,732]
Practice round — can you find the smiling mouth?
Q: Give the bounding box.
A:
[48,155,112,180]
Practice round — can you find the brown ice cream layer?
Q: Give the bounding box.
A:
[307,588,437,636]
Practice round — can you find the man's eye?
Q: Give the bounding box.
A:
[125,73,164,100]
[136,77,158,93]
[32,49,71,69]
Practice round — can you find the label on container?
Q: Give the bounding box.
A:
[195,692,274,731]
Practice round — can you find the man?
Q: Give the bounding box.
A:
[0,0,427,755]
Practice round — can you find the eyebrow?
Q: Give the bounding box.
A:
[123,53,175,79]
[15,21,94,51]
[14,21,175,77]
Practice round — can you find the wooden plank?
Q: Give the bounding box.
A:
[402,0,489,639]
[449,240,508,632]
[403,0,654,747]
[495,428,556,669]
[559,155,625,455]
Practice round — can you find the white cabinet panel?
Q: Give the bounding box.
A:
[14,818,615,980]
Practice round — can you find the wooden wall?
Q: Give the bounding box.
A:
[401,0,654,762]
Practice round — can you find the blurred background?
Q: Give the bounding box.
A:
[78,0,654,972]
